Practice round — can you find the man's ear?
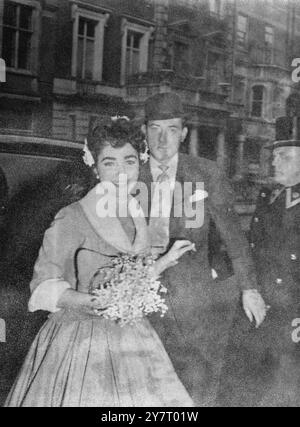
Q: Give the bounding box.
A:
[181,126,188,142]
[141,124,147,135]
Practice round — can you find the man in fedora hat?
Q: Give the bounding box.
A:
[217,117,300,407]
[138,92,267,406]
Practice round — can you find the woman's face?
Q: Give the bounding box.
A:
[96,142,139,191]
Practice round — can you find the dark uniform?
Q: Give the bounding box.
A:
[217,119,300,407]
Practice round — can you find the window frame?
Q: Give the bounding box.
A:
[0,0,41,75]
[250,85,265,118]
[71,4,109,82]
[171,39,191,73]
[264,24,274,64]
[120,18,154,86]
[209,0,224,18]
[236,13,248,50]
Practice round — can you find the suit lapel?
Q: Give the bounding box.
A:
[138,161,153,223]
[170,154,188,239]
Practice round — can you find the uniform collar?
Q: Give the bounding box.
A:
[286,182,300,209]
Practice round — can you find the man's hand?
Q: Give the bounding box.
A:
[242,289,269,328]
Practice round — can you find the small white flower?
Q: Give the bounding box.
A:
[189,189,209,203]
[140,150,150,164]
[82,139,95,167]
[111,115,130,122]
[91,254,168,326]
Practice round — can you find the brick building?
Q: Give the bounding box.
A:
[0,0,300,184]
[229,0,300,181]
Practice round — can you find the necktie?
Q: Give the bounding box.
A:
[149,165,171,255]
[157,165,170,183]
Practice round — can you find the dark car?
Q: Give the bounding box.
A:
[0,134,95,405]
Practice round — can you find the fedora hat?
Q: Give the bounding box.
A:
[144,92,185,121]
[266,116,300,149]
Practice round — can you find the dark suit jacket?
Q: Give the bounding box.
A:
[139,153,257,404]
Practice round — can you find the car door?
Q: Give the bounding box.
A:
[0,140,94,405]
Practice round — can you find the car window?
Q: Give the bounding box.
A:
[0,153,70,198]
[1,157,95,273]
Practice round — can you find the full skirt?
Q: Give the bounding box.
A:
[5,310,194,407]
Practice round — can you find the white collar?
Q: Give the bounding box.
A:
[79,184,150,255]
[150,153,178,175]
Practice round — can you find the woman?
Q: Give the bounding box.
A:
[5,117,195,407]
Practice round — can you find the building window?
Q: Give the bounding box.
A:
[121,18,154,85]
[172,40,190,74]
[264,25,274,64]
[71,4,110,81]
[0,107,33,131]
[206,51,225,93]
[1,0,38,71]
[77,17,97,80]
[209,0,223,17]
[265,25,274,46]
[126,30,143,77]
[251,85,265,118]
[237,14,248,49]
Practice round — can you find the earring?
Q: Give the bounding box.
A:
[92,167,100,181]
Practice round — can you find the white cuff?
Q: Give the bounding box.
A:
[28,279,71,313]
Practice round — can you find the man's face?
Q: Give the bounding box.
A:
[143,118,188,163]
[272,146,300,187]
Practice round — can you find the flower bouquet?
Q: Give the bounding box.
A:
[89,254,168,326]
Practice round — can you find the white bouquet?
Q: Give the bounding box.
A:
[89,254,168,326]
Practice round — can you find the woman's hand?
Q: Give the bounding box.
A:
[154,240,196,276]
[57,289,107,316]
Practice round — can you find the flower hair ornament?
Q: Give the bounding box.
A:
[82,139,95,168]
[140,139,150,164]
[111,115,130,122]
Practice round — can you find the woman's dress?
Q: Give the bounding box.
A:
[5,185,193,407]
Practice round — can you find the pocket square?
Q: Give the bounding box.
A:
[189,190,208,203]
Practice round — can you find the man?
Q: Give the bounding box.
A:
[138,92,266,406]
[217,117,300,407]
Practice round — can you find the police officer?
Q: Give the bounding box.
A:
[217,117,300,407]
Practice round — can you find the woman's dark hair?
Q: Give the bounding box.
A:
[87,117,145,162]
